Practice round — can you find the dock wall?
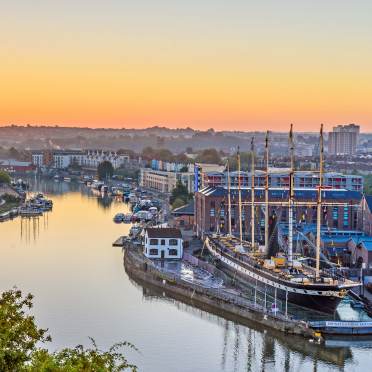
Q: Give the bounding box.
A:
[124,247,314,338]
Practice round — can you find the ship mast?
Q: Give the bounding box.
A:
[237,146,243,244]
[227,160,232,236]
[316,124,324,279]
[264,131,269,255]
[288,124,295,266]
[251,137,255,248]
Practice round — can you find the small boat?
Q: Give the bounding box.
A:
[123,214,132,223]
[0,212,10,221]
[19,208,43,217]
[113,213,125,223]
[63,177,71,182]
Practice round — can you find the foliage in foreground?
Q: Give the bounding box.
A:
[0,289,137,372]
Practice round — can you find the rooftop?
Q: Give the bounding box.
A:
[365,195,372,212]
[146,227,182,239]
[172,202,194,216]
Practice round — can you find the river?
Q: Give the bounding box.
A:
[0,179,371,371]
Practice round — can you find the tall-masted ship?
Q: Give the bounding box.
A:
[205,125,359,314]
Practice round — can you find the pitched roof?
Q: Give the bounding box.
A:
[365,195,372,212]
[145,228,182,239]
[350,236,372,252]
[172,202,194,216]
[197,186,362,201]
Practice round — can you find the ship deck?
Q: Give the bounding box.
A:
[208,235,358,289]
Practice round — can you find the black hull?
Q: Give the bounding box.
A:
[216,258,342,314]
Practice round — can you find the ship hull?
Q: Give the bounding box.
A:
[216,258,342,313]
[206,238,348,314]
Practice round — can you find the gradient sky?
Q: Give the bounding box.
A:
[1,0,372,131]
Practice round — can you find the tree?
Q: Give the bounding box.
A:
[195,149,222,164]
[0,289,51,371]
[0,289,137,372]
[0,170,11,184]
[97,161,114,180]
[8,147,20,159]
[170,181,192,208]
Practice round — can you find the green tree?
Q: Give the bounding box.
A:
[170,181,192,208]
[97,161,114,181]
[0,170,11,184]
[0,289,137,372]
[195,149,222,164]
[0,289,51,371]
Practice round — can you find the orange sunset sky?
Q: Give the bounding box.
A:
[1,0,372,132]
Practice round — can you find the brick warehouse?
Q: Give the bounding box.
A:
[195,186,362,240]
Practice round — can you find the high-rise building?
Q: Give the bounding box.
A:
[328,124,360,155]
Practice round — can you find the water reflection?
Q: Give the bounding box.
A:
[128,268,355,371]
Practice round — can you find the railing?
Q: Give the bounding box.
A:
[127,247,293,323]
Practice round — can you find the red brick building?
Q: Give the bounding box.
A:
[195,187,362,239]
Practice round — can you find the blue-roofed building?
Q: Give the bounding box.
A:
[348,236,372,269]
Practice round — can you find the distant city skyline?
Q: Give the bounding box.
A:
[1,1,372,131]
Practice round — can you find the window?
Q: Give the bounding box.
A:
[150,239,158,245]
[161,239,165,245]
[169,249,178,256]
[169,239,178,246]
[149,249,158,255]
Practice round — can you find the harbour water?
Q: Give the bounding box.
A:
[1,179,372,371]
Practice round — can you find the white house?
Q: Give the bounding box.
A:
[144,228,183,259]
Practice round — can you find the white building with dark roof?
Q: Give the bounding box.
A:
[144,228,183,259]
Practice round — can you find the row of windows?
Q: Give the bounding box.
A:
[148,248,178,256]
[149,238,178,246]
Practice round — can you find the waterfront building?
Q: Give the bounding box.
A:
[144,228,183,259]
[201,170,363,192]
[328,124,360,156]
[0,159,35,173]
[140,168,194,193]
[194,186,362,238]
[82,150,129,169]
[31,149,130,169]
[52,150,84,169]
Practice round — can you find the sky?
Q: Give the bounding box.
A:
[1,0,372,132]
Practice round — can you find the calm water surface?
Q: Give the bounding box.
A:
[1,180,371,372]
